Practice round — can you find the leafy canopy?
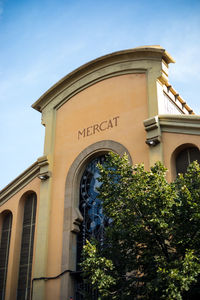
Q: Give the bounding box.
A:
[81,152,200,300]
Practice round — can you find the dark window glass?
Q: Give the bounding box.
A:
[0,212,12,300]
[75,155,107,300]
[17,193,37,300]
[176,147,200,175]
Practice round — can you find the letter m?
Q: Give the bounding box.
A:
[78,129,85,139]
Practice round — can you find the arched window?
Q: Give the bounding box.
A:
[176,147,200,175]
[0,212,12,300]
[17,193,37,300]
[61,141,132,300]
[76,155,107,299]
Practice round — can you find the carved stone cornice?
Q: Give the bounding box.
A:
[144,115,200,145]
[159,114,200,135]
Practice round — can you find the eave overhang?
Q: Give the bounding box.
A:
[159,114,200,135]
[0,156,49,205]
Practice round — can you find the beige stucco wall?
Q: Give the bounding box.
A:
[44,73,148,299]
[0,177,40,300]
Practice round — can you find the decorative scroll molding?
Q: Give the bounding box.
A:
[143,116,161,146]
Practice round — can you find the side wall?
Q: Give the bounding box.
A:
[0,177,40,300]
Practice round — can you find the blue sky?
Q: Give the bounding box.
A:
[0,0,200,189]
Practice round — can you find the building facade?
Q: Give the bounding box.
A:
[1,46,200,300]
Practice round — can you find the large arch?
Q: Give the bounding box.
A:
[60,140,132,300]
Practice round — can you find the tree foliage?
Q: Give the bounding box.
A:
[81,152,200,299]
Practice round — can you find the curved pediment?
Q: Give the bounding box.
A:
[32,45,174,113]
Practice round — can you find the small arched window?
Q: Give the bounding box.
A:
[176,147,200,175]
[0,212,12,300]
[17,193,37,300]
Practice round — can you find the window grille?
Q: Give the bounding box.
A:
[17,193,37,300]
[0,212,12,300]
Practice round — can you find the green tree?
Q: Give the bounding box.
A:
[81,152,200,300]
